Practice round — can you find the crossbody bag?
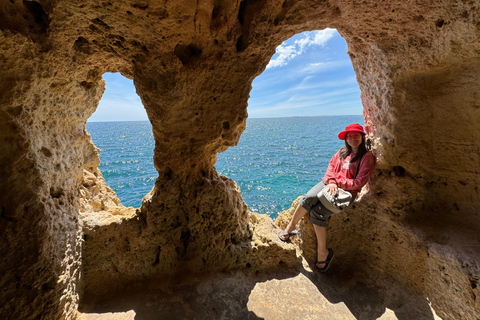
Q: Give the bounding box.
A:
[317,154,364,214]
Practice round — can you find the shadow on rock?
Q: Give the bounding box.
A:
[308,263,439,320]
[78,269,303,320]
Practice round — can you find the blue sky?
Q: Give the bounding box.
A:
[89,29,362,122]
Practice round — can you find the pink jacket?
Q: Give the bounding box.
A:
[322,150,375,195]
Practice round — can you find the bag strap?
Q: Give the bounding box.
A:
[353,154,364,179]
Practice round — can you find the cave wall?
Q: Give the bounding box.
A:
[1,0,480,319]
[0,31,104,318]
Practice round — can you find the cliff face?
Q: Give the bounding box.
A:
[1,0,479,319]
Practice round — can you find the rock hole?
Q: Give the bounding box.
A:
[132,2,149,10]
[41,280,55,293]
[174,43,203,65]
[80,81,93,89]
[1,206,16,222]
[113,41,125,49]
[236,34,247,52]
[88,24,99,32]
[176,230,191,256]
[74,37,91,54]
[50,187,64,199]
[413,15,424,22]
[90,18,110,29]
[471,278,478,289]
[393,166,405,177]
[238,0,247,25]
[212,6,220,21]
[164,167,173,179]
[7,106,22,117]
[22,0,49,34]
[40,147,52,157]
[436,19,445,28]
[223,121,230,130]
[152,246,161,266]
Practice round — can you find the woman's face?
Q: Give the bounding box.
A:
[346,132,363,150]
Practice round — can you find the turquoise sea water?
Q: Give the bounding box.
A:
[86,115,363,219]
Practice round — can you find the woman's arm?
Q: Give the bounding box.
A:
[322,151,340,185]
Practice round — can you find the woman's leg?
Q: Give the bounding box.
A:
[313,224,329,268]
[283,205,308,235]
[280,181,326,240]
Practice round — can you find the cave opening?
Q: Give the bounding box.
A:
[216,28,365,219]
[85,72,156,209]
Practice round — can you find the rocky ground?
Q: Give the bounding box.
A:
[78,261,442,320]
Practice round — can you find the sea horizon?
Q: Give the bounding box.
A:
[87,114,363,123]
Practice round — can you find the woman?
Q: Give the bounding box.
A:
[278,123,374,272]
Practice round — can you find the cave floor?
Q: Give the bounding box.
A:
[77,263,442,320]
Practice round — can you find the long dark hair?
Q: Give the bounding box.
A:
[338,133,368,162]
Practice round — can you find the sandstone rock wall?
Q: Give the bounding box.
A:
[0,32,102,318]
[1,0,479,319]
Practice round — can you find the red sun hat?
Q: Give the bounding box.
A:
[338,123,366,140]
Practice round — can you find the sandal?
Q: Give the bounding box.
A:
[316,248,334,272]
[277,229,298,242]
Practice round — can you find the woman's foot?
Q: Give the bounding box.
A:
[277,229,298,242]
[316,248,334,272]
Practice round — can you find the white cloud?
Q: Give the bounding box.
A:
[266,44,298,68]
[312,29,336,46]
[301,59,352,73]
[266,29,336,69]
[250,86,359,112]
[291,76,358,92]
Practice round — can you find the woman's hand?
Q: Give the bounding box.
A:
[326,183,338,196]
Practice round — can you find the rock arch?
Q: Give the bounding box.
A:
[1,0,479,319]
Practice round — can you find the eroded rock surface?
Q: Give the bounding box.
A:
[1,0,479,319]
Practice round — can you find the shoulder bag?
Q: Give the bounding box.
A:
[317,154,364,214]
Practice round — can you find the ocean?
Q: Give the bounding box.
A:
[86,115,363,219]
